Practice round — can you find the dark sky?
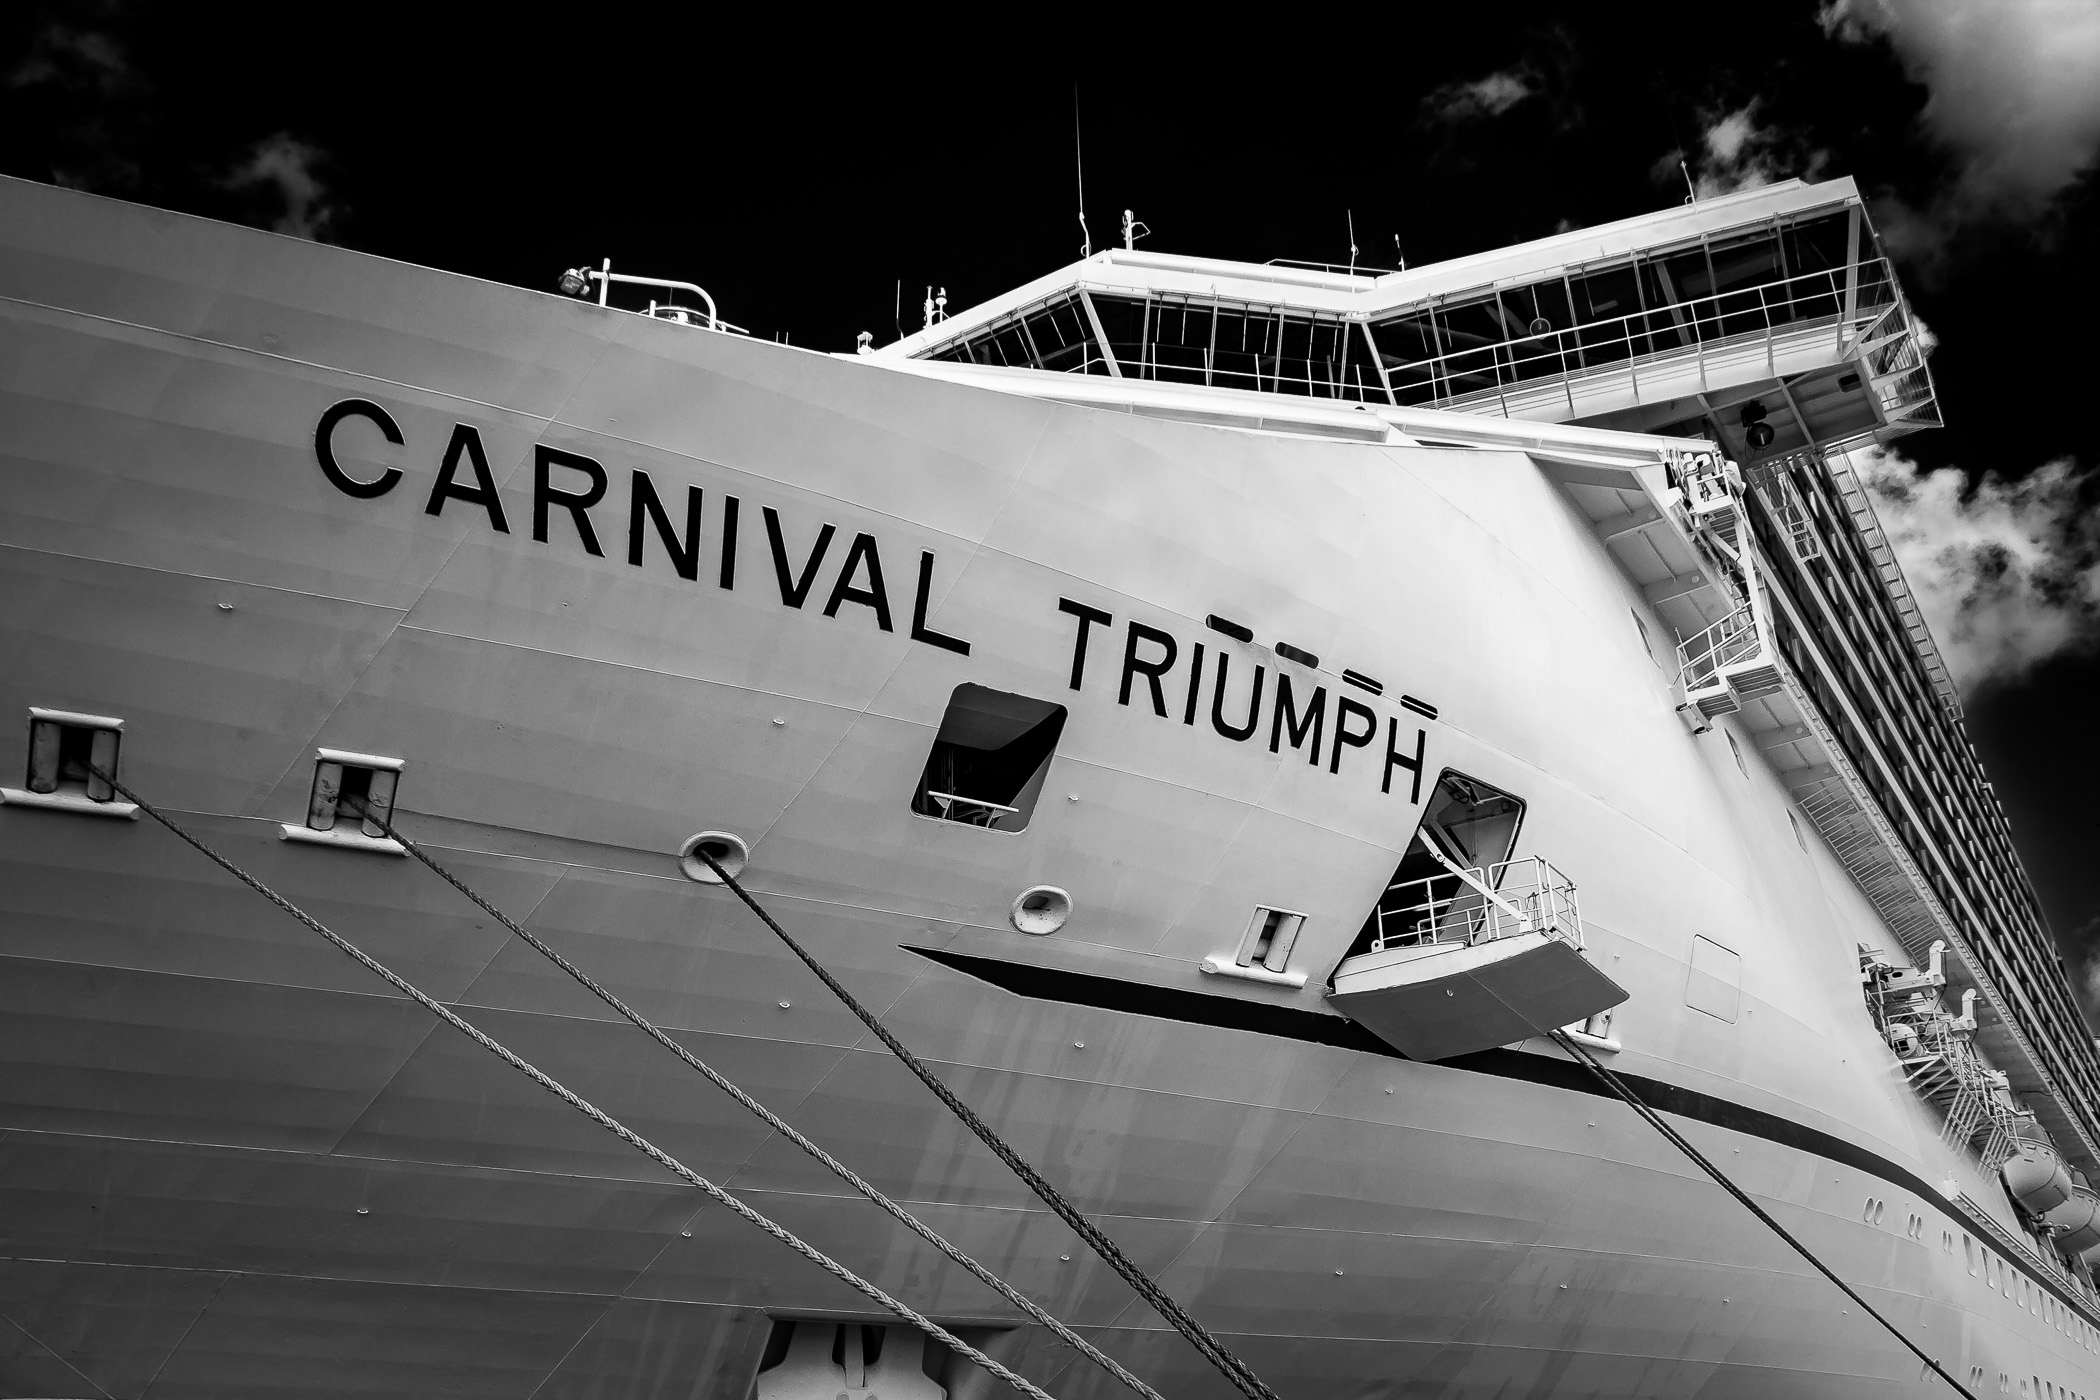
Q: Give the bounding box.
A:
[5,3,2096,1008]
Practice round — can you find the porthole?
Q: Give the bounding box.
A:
[679,831,750,884]
[1010,885,1071,936]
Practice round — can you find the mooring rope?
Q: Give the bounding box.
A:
[1547,1029,1976,1399]
[686,846,1286,1400]
[340,798,1165,1400]
[93,770,1062,1400]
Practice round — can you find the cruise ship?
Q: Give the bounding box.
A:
[3,169,2097,1399]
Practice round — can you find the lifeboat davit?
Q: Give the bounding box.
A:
[2004,1138,2075,1215]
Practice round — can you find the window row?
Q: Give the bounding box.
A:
[923,212,1877,413]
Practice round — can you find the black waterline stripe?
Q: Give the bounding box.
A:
[906,945,2099,1326]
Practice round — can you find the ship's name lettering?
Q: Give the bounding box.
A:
[1055,598,1427,803]
[312,398,970,654]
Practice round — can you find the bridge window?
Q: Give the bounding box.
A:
[926,291,1392,403]
[926,292,1113,376]
[1364,211,1865,411]
[910,684,1067,833]
[1088,293,1385,401]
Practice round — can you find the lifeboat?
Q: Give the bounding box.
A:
[2004,1136,2075,1216]
[2048,1185,2100,1258]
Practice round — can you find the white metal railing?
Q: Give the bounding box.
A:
[556,259,750,334]
[1748,458,1824,562]
[1864,948,2023,1169]
[1373,258,1906,410]
[908,247,1946,445]
[1678,606,1762,693]
[922,791,1020,826]
[1369,856,1582,953]
[918,258,1927,418]
[1677,451,1738,510]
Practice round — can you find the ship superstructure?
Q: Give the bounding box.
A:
[877,177,2100,1220]
[6,171,2100,1399]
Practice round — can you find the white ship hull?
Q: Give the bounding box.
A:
[2,177,2096,1399]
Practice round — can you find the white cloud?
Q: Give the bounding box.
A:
[1824,0,2100,252]
[1422,69,1537,123]
[2081,920,2100,1008]
[1663,100,1830,200]
[8,22,131,94]
[1855,445,2100,693]
[223,133,337,241]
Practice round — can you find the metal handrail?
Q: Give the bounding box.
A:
[924,791,1021,826]
[1370,856,1582,953]
[915,253,1935,437]
[1368,257,1893,384]
[1678,606,1762,692]
[559,259,749,334]
[1105,258,1913,410]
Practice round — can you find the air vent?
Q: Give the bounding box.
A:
[1342,669,1384,695]
[1201,904,1311,987]
[1205,614,1254,643]
[1239,906,1305,972]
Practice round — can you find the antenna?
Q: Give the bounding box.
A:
[1680,158,1698,204]
[1075,85,1091,258]
[1393,234,1406,272]
[893,280,903,340]
[1121,209,1148,250]
[1347,209,1358,275]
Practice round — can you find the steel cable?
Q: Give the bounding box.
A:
[685,847,1286,1400]
[1547,1029,1976,1399]
[340,799,1165,1400]
[93,770,1061,1400]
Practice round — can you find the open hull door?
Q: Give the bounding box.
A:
[1328,771,1626,1060]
